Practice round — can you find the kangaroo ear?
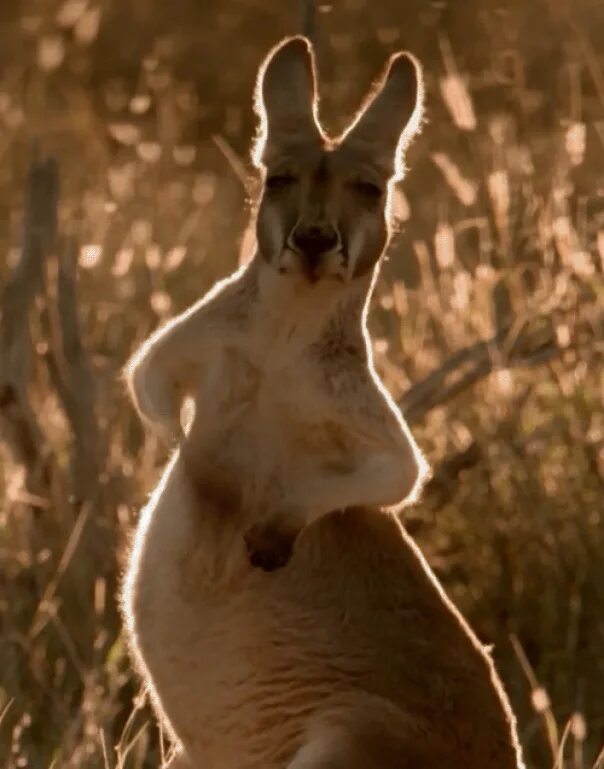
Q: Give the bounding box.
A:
[253,36,321,166]
[342,52,424,179]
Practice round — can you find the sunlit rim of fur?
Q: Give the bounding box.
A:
[251,36,425,182]
[337,51,425,182]
[251,35,326,168]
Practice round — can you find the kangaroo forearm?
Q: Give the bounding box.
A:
[125,264,254,432]
[126,312,204,434]
[126,346,179,437]
[301,448,422,520]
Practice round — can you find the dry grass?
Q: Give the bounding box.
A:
[0,1,603,767]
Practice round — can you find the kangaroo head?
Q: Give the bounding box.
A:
[253,36,423,284]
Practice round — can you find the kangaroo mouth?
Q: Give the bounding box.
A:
[279,246,347,283]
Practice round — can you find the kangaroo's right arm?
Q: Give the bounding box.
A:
[125,269,248,440]
[126,310,202,441]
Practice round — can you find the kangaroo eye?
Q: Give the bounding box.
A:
[353,180,383,201]
[265,174,297,192]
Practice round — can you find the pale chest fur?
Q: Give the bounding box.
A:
[186,276,369,515]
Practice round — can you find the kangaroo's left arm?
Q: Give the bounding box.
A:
[244,372,428,570]
[301,372,428,519]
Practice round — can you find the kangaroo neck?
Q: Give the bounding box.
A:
[248,253,374,347]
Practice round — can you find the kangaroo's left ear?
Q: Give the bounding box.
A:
[342,52,424,179]
[252,36,322,166]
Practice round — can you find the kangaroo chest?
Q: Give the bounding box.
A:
[186,326,360,519]
[201,331,348,445]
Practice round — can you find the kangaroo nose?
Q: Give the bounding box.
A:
[291,224,339,258]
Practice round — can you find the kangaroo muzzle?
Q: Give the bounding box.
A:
[288,222,341,280]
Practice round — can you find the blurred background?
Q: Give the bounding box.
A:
[0,1,603,767]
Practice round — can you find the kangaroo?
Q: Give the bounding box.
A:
[122,37,525,769]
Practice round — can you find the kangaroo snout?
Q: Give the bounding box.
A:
[287,223,341,280]
[291,223,339,257]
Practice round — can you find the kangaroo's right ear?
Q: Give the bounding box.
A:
[252,36,321,166]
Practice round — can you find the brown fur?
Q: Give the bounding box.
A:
[122,36,525,768]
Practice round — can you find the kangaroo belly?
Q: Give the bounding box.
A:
[127,497,520,769]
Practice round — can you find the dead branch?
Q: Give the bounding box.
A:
[299,0,317,46]
[1,151,106,524]
[45,236,104,507]
[0,150,58,494]
[425,440,483,495]
[399,314,559,425]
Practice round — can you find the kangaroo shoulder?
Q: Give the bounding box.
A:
[188,262,259,331]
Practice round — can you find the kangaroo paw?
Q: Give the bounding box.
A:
[244,518,300,572]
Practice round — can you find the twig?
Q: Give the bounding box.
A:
[211,133,254,195]
[28,503,91,639]
[423,440,483,504]
[510,634,560,763]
